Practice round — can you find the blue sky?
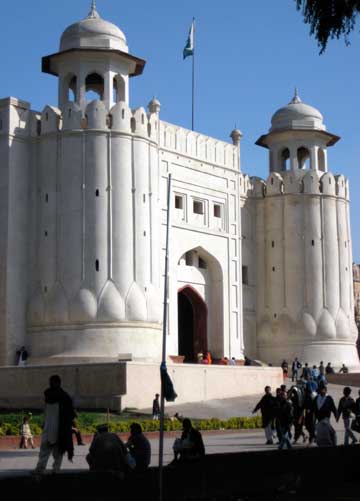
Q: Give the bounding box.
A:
[1,0,360,260]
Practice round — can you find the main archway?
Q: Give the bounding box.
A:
[178,286,207,363]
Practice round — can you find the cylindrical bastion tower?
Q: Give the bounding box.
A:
[254,91,359,367]
[27,4,162,363]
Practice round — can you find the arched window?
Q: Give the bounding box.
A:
[318,148,326,172]
[113,75,125,103]
[85,73,104,101]
[280,148,290,171]
[68,75,77,102]
[297,147,310,169]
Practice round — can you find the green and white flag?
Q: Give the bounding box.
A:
[183,19,195,59]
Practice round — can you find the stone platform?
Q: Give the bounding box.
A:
[0,362,283,411]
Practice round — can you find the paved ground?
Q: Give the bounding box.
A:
[0,380,357,477]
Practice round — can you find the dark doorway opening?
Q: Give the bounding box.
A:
[178,286,207,363]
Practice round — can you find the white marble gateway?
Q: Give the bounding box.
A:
[0,3,358,368]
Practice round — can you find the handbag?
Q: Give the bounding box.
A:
[351,418,360,433]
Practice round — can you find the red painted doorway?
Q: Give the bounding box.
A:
[178,286,208,363]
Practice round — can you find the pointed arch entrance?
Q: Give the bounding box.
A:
[178,285,207,363]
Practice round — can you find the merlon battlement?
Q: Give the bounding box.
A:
[251,170,350,200]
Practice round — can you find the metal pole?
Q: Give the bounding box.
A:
[192,19,195,131]
[159,173,172,501]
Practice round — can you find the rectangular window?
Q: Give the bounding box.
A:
[214,204,221,218]
[175,195,183,210]
[193,200,204,215]
[242,266,249,285]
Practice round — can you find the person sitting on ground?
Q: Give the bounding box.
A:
[72,412,85,446]
[19,415,35,449]
[204,351,212,365]
[172,418,205,463]
[252,386,275,445]
[229,357,236,366]
[125,423,151,472]
[16,346,29,367]
[325,362,335,375]
[339,363,349,374]
[197,352,203,364]
[316,417,337,447]
[86,424,131,475]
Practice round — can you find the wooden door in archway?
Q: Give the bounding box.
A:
[178,286,207,363]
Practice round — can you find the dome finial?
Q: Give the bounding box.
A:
[87,0,100,19]
[290,87,302,104]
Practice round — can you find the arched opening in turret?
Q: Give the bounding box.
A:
[280,148,290,171]
[318,148,326,172]
[85,73,104,101]
[65,74,77,102]
[297,147,310,169]
[113,75,125,103]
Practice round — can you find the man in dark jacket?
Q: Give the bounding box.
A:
[313,385,337,423]
[337,386,357,445]
[252,386,275,445]
[301,363,312,381]
[277,391,294,449]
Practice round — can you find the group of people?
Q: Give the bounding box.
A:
[281,358,349,382]
[31,375,204,476]
[253,380,360,449]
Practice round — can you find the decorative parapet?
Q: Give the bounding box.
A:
[159,121,239,170]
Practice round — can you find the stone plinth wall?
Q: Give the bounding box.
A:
[0,363,126,410]
[121,362,283,409]
[0,362,282,411]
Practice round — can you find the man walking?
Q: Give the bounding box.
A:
[301,363,312,381]
[152,393,160,420]
[277,390,294,449]
[313,385,337,423]
[252,386,275,445]
[33,375,75,475]
[337,387,357,446]
[291,357,301,382]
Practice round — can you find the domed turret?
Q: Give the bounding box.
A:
[42,1,145,111]
[60,1,128,52]
[256,90,339,173]
[270,89,324,132]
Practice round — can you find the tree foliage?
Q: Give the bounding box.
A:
[295,0,360,52]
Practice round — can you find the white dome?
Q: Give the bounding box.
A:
[270,91,324,132]
[60,4,128,53]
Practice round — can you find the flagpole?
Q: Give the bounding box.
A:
[192,18,195,131]
[159,173,172,501]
